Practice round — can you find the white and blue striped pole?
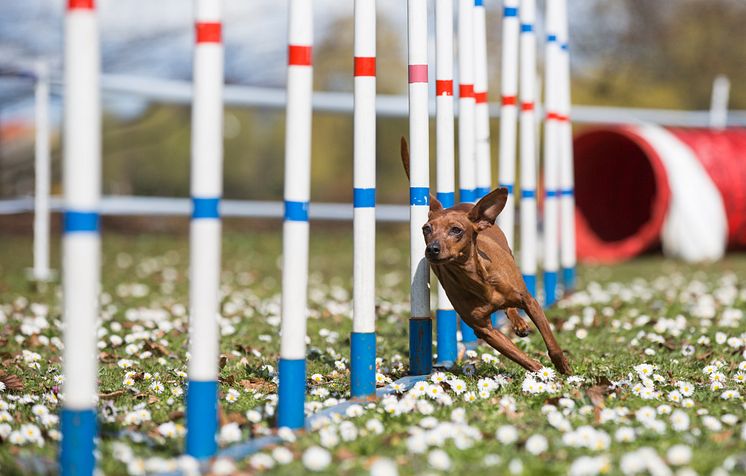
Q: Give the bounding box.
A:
[407,0,432,376]
[457,0,478,349]
[518,0,537,297]
[473,0,502,329]
[557,0,576,292]
[497,0,519,248]
[542,0,562,306]
[186,0,223,459]
[278,0,313,427]
[434,0,457,367]
[351,0,376,398]
[60,0,100,474]
[473,0,491,200]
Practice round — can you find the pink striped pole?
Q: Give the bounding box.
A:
[434,0,457,367]
[457,0,478,348]
[518,0,537,296]
[542,0,562,306]
[497,0,520,248]
[60,0,100,474]
[278,0,313,428]
[407,0,432,375]
[557,0,576,291]
[186,0,223,459]
[351,0,377,398]
[472,0,491,199]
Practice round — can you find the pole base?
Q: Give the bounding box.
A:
[186,380,218,459]
[544,270,558,307]
[60,408,97,476]
[277,358,305,429]
[350,332,376,398]
[408,318,432,376]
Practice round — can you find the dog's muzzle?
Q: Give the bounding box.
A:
[425,241,441,259]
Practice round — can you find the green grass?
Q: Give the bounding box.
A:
[0,228,745,475]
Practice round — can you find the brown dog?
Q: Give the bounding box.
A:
[401,138,572,374]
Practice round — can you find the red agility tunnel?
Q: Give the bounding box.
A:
[573,125,746,263]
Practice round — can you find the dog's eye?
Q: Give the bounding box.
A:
[422,225,432,235]
[449,226,463,236]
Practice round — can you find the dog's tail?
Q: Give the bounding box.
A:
[400,136,411,180]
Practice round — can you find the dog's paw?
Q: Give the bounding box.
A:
[551,352,573,375]
[512,319,531,337]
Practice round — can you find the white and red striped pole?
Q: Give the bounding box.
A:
[542,0,561,306]
[472,0,491,199]
[457,0,477,349]
[557,0,576,292]
[186,0,223,459]
[497,0,519,248]
[351,0,376,398]
[518,0,537,296]
[434,0,457,367]
[60,0,100,474]
[457,0,476,206]
[407,0,432,376]
[278,0,313,427]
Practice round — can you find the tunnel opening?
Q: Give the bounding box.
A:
[573,127,671,263]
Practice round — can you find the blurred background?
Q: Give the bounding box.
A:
[1,0,746,262]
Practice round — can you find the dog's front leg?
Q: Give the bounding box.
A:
[521,295,573,375]
[472,323,542,372]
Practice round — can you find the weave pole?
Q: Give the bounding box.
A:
[278,0,313,427]
[351,0,377,398]
[186,0,223,459]
[33,61,52,283]
[497,0,519,248]
[557,0,576,292]
[472,0,491,199]
[457,0,478,348]
[518,0,537,297]
[542,0,561,306]
[407,0,432,376]
[434,0,457,367]
[60,0,100,474]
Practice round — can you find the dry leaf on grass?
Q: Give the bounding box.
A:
[99,389,126,400]
[0,371,23,391]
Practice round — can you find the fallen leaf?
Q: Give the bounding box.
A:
[587,385,609,409]
[145,341,172,357]
[99,389,126,400]
[710,430,734,443]
[0,372,23,391]
[238,378,276,393]
[336,448,356,460]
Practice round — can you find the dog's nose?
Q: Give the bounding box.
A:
[426,241,441,257]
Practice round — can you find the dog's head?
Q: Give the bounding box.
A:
[400,136,508,264]
[422,188,508,263]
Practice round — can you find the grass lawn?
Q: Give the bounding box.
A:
[0,226,745,475]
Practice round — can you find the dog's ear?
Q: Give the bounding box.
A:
[400,137,411,180]
[467,187,508,232]
[403,136,442,215]
[429,194,443,217]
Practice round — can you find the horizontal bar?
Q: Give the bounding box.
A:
[36,74,746,126]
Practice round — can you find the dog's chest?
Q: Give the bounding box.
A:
[431,262,506,311]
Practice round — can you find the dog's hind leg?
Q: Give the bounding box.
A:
[521,295,573,375]
[506,308,531,337]
[473,325,542,372]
